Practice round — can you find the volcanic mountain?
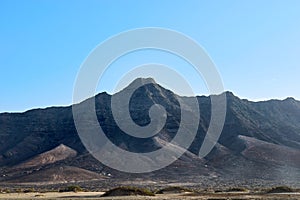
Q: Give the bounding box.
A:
[0,78,299,187]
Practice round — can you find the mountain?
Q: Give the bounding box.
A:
[0,78,299,188]
[13,144,77,170]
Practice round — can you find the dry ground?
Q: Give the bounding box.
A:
[0,192,300,200]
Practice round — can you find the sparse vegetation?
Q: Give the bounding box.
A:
[266,186,294,193]
[14,188,23,193]
[23,188,35,193]
[0,188,10,193]
[155,186,193,194]
[101,186,155,197]
[58,185,83,192]
[226,187,249,192]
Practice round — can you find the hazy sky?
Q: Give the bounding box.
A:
[1,0,300,112]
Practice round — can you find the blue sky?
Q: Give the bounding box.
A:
[1,0,300,112]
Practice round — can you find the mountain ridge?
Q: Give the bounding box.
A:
[1,83,299,115]
[0,78,299,187]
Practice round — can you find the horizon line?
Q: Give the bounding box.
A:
[1,87,298,114]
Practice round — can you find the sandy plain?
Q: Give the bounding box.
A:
[0,191,300,200]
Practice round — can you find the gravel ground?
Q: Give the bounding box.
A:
[0,192,300,200]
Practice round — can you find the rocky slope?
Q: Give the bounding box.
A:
[0,78,299,186]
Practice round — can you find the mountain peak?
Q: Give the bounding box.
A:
[224,91,235,97]
[223,91,239,101]
[119,77,160,94]
[284,97,296,102]
[129,77,157,86]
